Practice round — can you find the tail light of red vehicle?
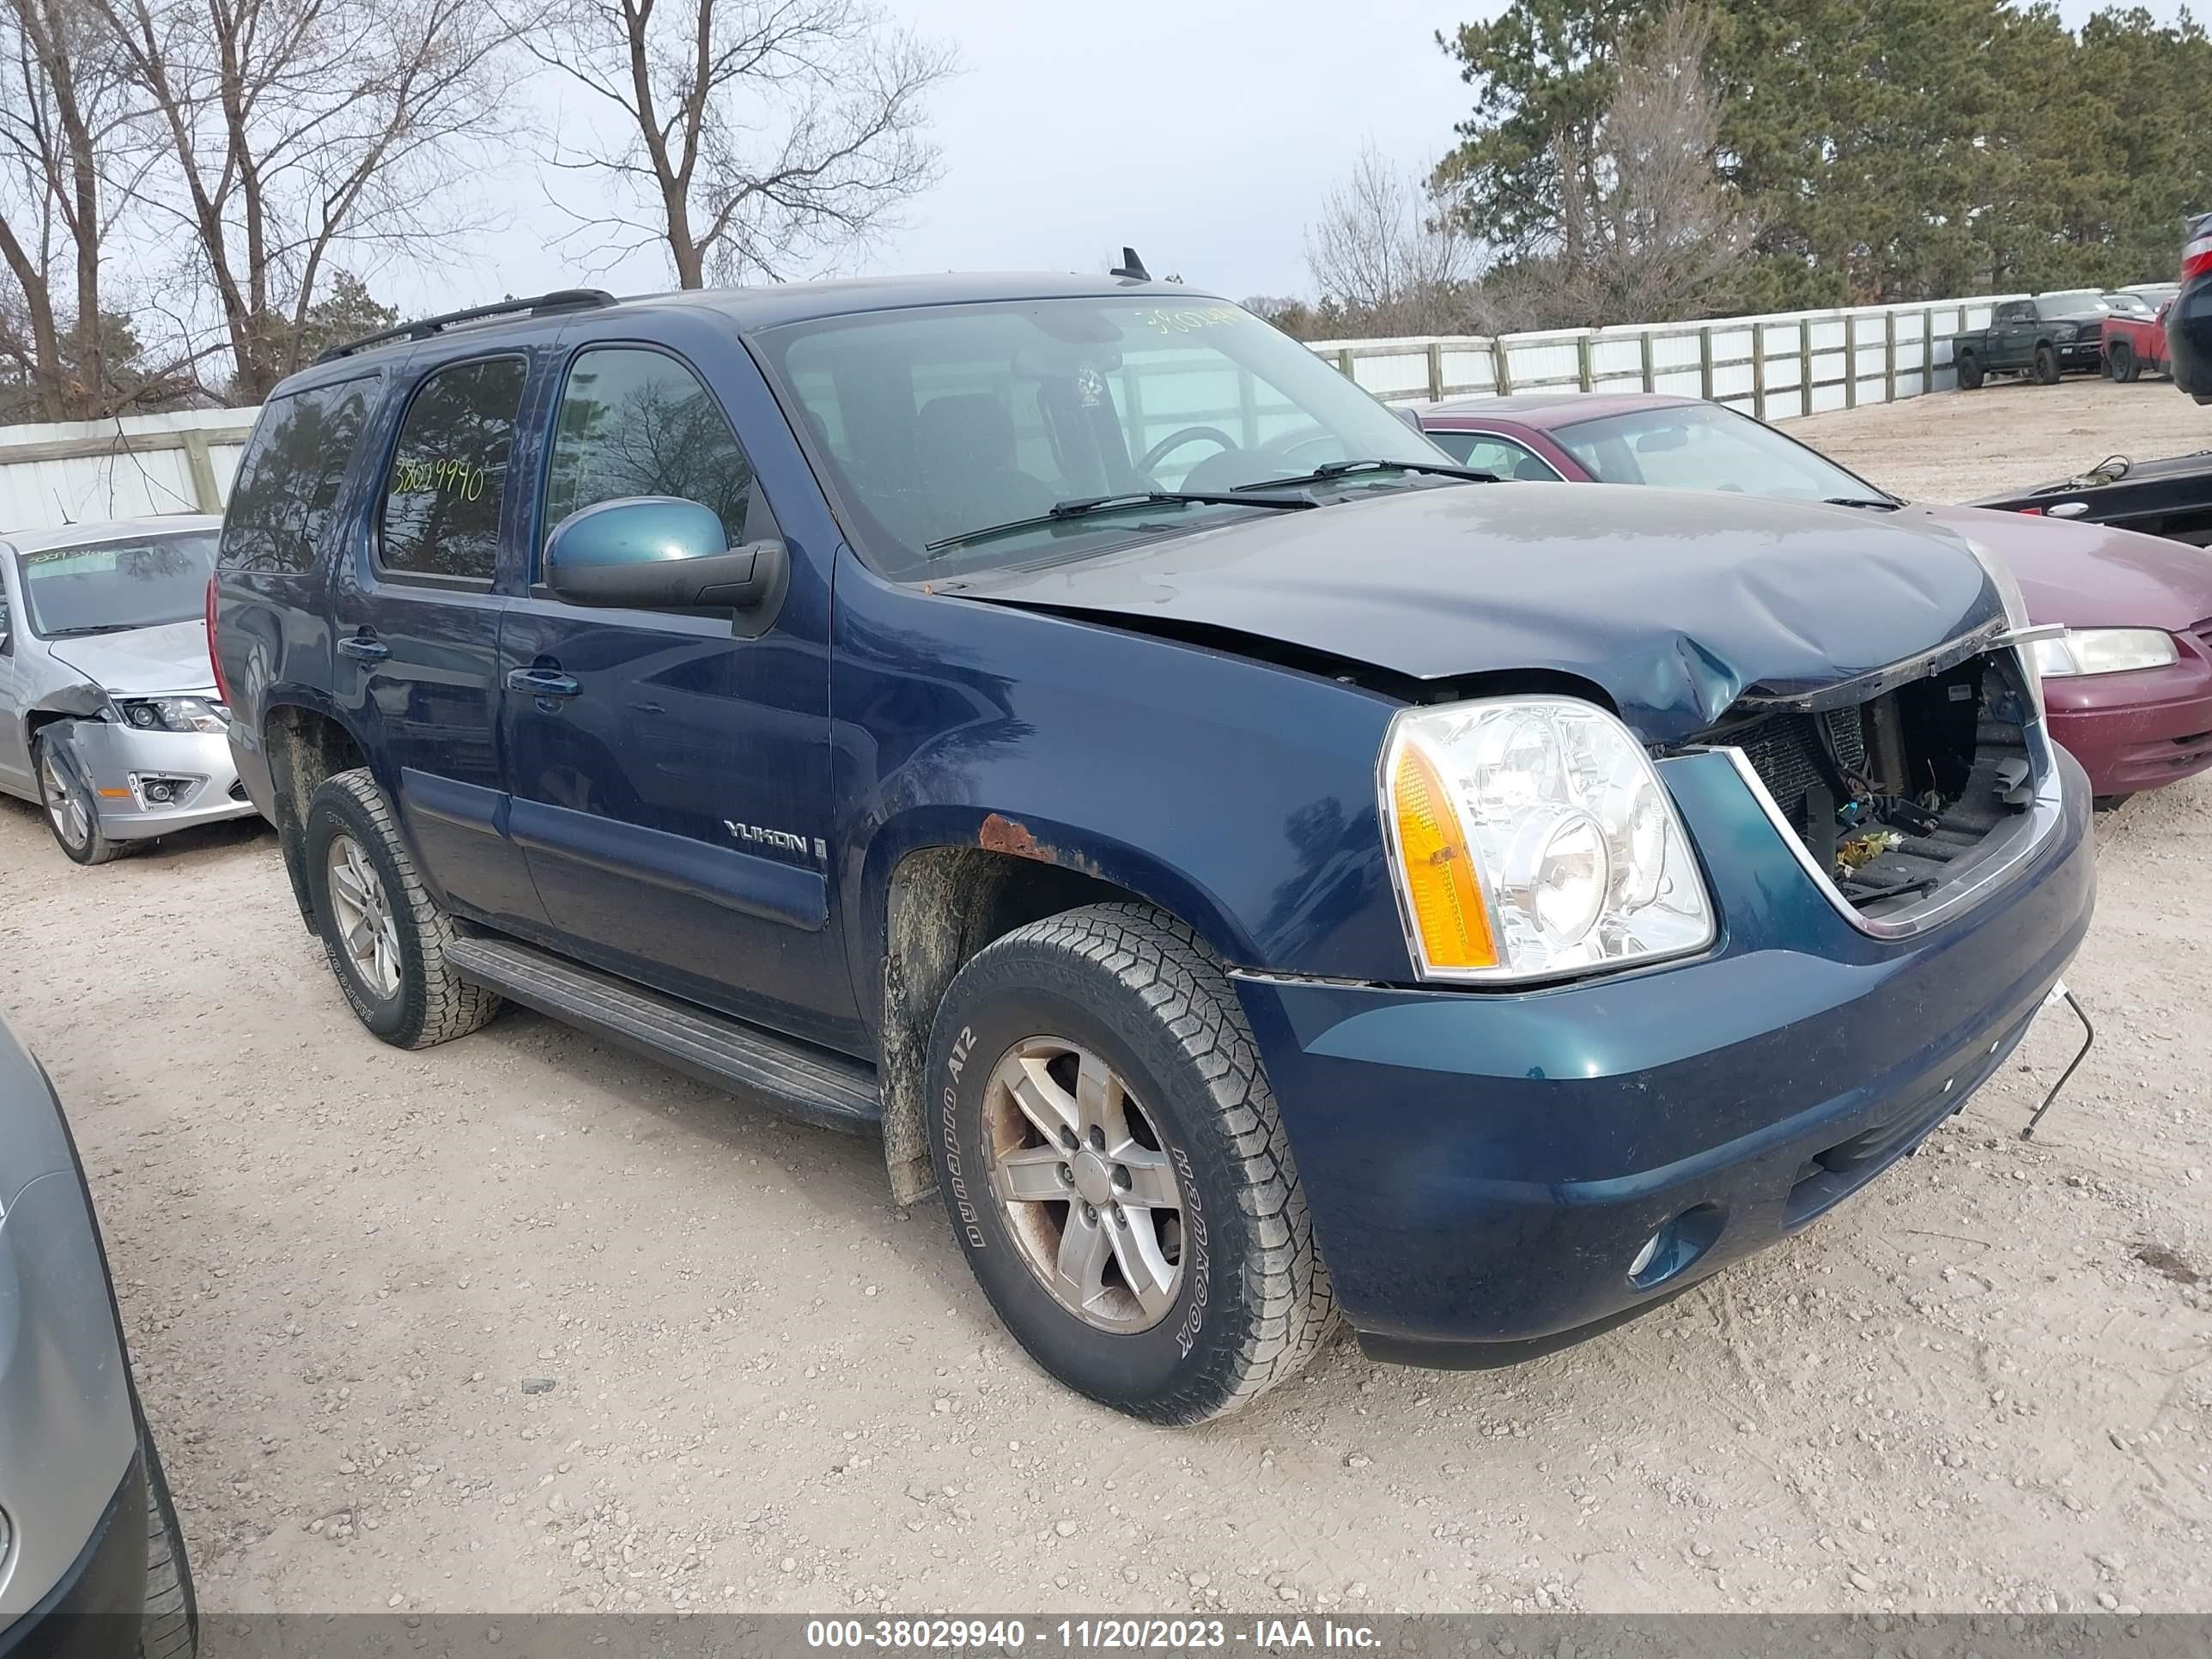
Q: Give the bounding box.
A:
[206,573,234,707]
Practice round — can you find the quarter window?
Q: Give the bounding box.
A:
[379,357,529,582]
[542,348,759,555]
[221,380,372,572]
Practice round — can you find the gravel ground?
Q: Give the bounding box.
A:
[3,377,2209,1617]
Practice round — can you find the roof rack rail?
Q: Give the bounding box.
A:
[314,288,618,364]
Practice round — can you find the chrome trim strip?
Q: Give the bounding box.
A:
[1729,617,2009,714]
[1705,694,2064,942]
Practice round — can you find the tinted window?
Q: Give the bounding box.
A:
[379,357,528,582]
[1425,430,1558,479]
[221,380,372,572]
[543,348,757,553]
[17,532,220,635]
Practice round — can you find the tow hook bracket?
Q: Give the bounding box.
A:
[2021,980,2094,1141]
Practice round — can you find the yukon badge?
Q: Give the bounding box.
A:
[725,820,826,863]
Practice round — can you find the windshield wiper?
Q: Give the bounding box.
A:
[43,622,149,637]
[1823,495,1902,512]
[1231,459,1498,493]
[924,489,1313,553]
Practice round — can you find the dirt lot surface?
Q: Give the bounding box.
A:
[3,378,2209,1618]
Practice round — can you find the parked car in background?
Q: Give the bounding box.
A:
[2102,295,2174,381]
[1949,292,2112,386]
[1419,392,2212,802]
[2172,210,2212,403]
[0,1013,196,1655]
[0,516,257,865]
[213,278,2093,1422]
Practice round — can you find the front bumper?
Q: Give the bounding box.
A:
[1,1096,142,1626]
[0,1455,147,1659]
[2044,642,2212,797]
[56,722,258,842]
[2057,337,2103,371]
[1233,745,2095,1363]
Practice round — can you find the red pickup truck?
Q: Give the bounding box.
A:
[2102,289,2178,382]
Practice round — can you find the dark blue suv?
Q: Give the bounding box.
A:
[212,274,2094,1424]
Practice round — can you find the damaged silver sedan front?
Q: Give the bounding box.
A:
[0,516,258,865]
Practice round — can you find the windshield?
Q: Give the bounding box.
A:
[1551,404,1881,503]
[16,531,219,637]
[2105,292,2155,317]
[757,296,1452,576]
[2037,291,2109,317]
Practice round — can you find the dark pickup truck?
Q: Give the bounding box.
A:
[212,274,2093,1425]
[1951,292,2112,387]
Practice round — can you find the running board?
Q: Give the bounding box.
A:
[443,935,880,1135]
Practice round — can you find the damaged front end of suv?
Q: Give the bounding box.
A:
[933,476,2095,1369]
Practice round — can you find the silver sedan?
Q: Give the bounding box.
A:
[0,516,258,865]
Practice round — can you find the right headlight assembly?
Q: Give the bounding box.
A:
[1379,696,1717,983]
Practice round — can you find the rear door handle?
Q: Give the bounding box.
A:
[506,667,581,699]
[337,635,388,663]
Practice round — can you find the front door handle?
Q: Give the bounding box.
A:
[337,634,389,663]
[506,667,581,700]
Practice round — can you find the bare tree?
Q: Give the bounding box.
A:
[0,0,144,416]
[1304,144,1474,335]
[1469,5,1753,331]
[91,0,520,401]
[522,0,953,289]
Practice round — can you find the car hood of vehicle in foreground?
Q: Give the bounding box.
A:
[939,480,2005,744]
[1904,502,2212,633]
[45,618,219,696]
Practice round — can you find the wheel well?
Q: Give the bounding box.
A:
[263,704,367,926]
[876,845,1162,1206]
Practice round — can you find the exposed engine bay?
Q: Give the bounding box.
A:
[1698,648,2041,921]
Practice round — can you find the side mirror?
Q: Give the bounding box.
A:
[544,496,787,619]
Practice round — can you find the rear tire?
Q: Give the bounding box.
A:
[2033,343,2061,385]
[2110,339,2140,383]
[927,902,1336,1424]
[35,730,124,866]
[1957,351,1984,390]
[140,1432,197,1659]
[303,768,501,1048]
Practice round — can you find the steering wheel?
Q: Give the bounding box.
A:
[1137,425,1238,477]
[1259,423,1340,470]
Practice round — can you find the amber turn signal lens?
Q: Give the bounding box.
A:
[1389,741,1497,971]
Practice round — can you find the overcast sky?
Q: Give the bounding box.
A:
[399,0,2185,317]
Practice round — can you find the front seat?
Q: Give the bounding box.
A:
[916,394,1058,543]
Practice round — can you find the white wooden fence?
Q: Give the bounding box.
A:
[0,292,2020,537]
[1312,294,2021,416]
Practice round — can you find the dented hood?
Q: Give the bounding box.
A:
[944,481,2006,743]
[45,618,219,696]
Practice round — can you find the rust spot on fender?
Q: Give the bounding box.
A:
[979,812,1043,859]
[977,812,1104,878]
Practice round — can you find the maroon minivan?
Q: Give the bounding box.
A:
[1419,392,2212,801]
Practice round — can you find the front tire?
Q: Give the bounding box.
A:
[35,730,123,866]
[1956,351,1984,390]
[140,1432,198,1659]
[2033,343,2061,385]
[2109,340,2140,383]
[303,768,501,1048]
[927,903,1335,1424]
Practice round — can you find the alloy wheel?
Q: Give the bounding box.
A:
[980,1036,1185,1333]
[326,833,403,999]
[39,750,90,852]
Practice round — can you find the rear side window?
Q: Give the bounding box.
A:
[219,380,372,572]
[378,356,529,583]
[541,347,761,555]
